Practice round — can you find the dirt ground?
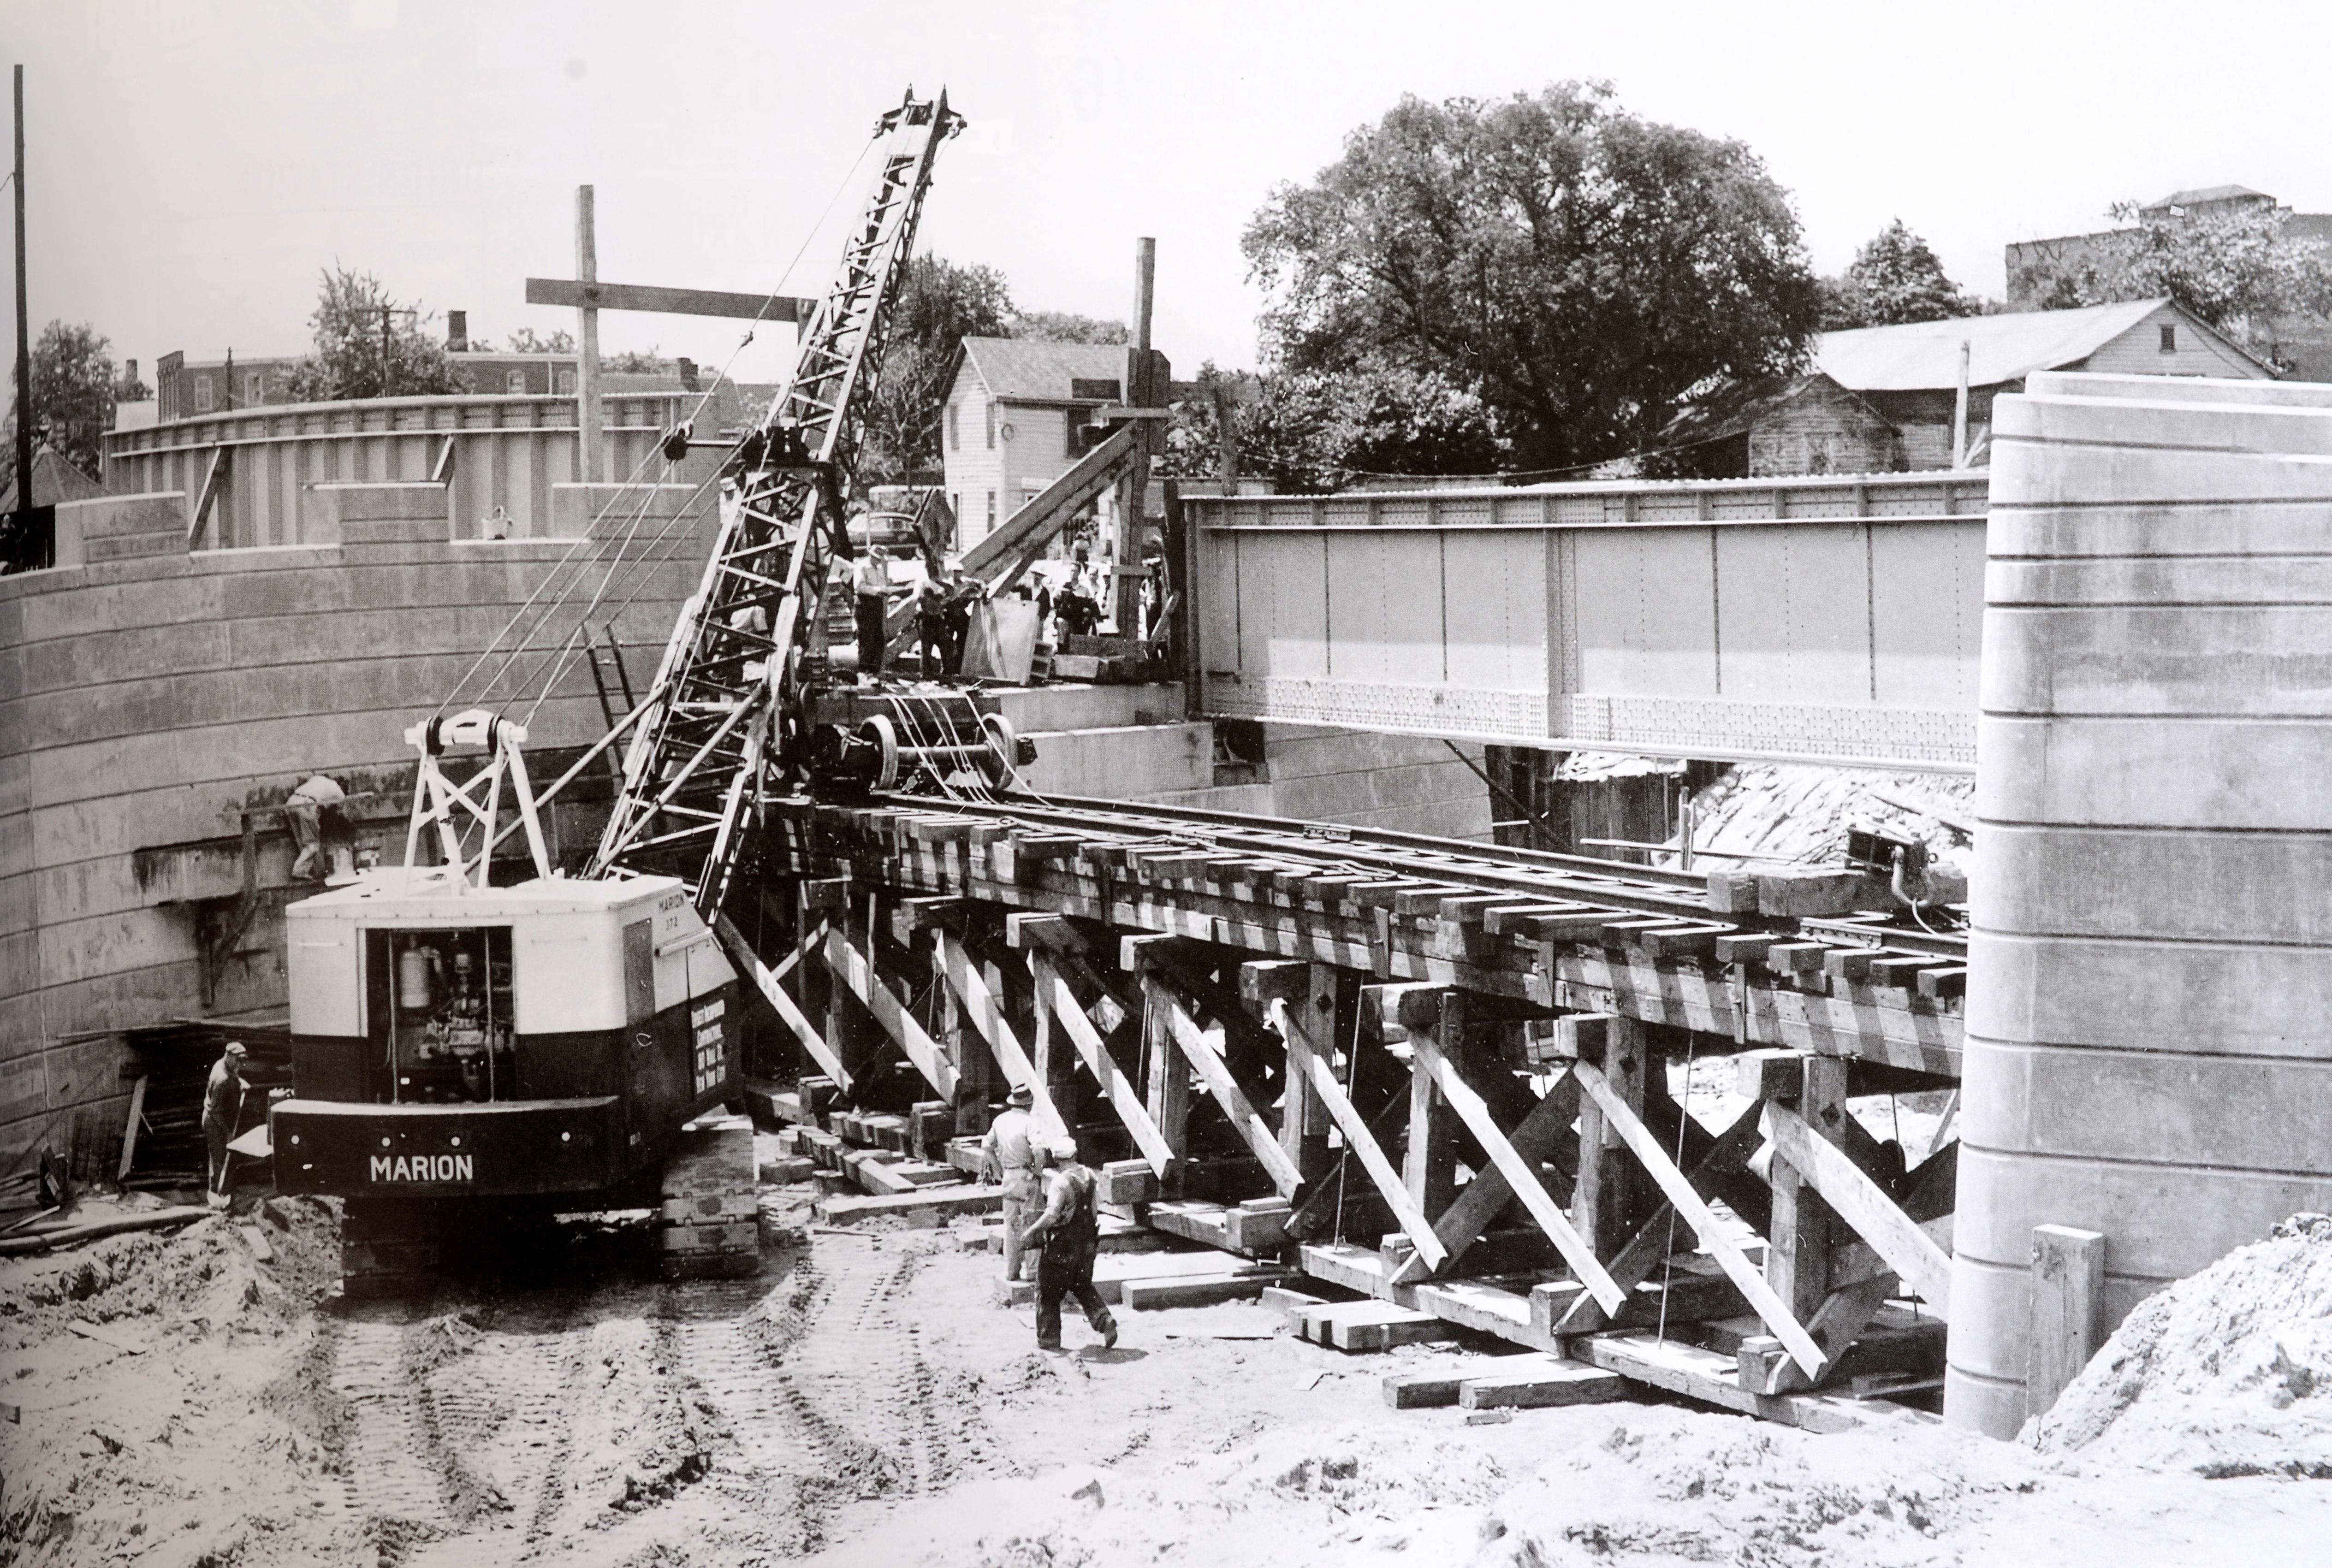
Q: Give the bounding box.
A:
[8,1184,2332,1568]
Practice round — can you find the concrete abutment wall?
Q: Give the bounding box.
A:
[1946,371,2332,1436]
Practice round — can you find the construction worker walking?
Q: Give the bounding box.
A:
[202,1041,248,1209]
[1021,1135,1118,1352]
[980,1083,1040,1283]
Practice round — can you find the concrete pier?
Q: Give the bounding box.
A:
[1947,372,2332,1436]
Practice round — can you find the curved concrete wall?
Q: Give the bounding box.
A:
[1946,371,2332,1436]
[0,479,715,1175]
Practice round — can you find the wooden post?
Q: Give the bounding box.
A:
[936,938,988,1135]
[1768,1054,1850,1325]
[1114,237,1158,633]
[574,184,602,485]
[1241,959,1334,1183]
[1572,1014,1648,1262]
[2028,1225,2107,1420]
[1141,972,1190,1172]
[1403,994,1459,1220]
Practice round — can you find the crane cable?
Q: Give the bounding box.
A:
[439,131,882,716]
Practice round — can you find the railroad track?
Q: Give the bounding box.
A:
[863,787,1968,959]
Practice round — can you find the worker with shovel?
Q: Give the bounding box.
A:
[202,1041,248,1209]
[1020,1135,1117,1353]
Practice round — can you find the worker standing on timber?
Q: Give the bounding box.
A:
[202,1041,248,1209]
[852,545,896,675]
[980,1084,1040,1283]
[913,569,951,679]
[1021,1135,1118,1352]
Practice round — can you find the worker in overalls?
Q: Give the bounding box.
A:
[1021,1135,1117,1352]
[202,1041,248,1209]
[980,1084,1040,1283]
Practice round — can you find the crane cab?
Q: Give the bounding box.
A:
[273,870,738,1199]
[268,708,740,1204]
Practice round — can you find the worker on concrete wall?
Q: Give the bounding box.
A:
[852,546,897,674]
[286,775,348,881]
[1021,1134,1118,1352]
[202,1041,248,1209]
[980,1083,1040,1283]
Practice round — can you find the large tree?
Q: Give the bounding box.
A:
[1189,364,1501,494]
[860,254,1014,482]
[2013,201,2332,362]
[1244,83,1823,474]
[1822,219,1979,328]
[285,267,464,402]
[22,321,121,482]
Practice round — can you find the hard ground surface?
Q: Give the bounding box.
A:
[7,1188,2332,1567]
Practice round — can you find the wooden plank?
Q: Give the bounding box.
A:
[1761,1100,1952,1319]
[1300,1299,1460,1352]
[826,928,956,1099]
[1575,1061,1825,1377]
[118,1074,148,1182]
[1266,997,1447,1269]
[1392,1067,1578,1285]
[936,932,1066,1138]
[524,275,812,321]
[2028,1224,2106,1420]
[1035,957,1176,1175]
[1408,1027,1626,1314]
[715,914,852,1094]
[815,1185,1005,1225]
[1159,991,1306,1198]
[1457,1356,1628,1409]
[1121,1269,1294,1310]
[1569,1333,1868,1434]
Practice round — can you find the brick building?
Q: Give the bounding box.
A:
[2005,185,2332,379]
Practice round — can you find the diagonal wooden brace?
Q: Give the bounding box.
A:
[1158,992,1305,1198]
[825,927,956,1100]
[1391,1067,1580,1285]
[1762,1100,1952,1319]
[1576,1061,1826,1377]
[1266,997,1445,1269]
[1553,1096,1764,1335]
[1409,1029,1626,1314]
[1033,956,1176,1175]
[713,914,852,1095]
[936,931,1065,1138]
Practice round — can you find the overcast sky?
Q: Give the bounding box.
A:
[6,0,2329,387]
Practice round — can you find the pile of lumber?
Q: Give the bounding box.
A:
[119,1021,292,1190]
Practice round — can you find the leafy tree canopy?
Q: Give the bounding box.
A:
[1822,219,1979,328]
[2013,202,2332,359]
[14,321,121,483]
[287,267,464,402]
[1228,364,1501,493]
[1243,82,1823,473]
[862,255,1015,482]
[500,326,575,355]
[1011,310,1127,345]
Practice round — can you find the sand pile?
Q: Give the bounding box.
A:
[0,1195,339,1350]
[2032,1213,2332,1477]
[1478,1414,2037,1567]
[1685,763,1974,874]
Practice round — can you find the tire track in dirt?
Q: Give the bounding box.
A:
[326,1292,454,1552]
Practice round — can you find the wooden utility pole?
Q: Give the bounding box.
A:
[1114,237,1158,633]
[574,185,602,484]
[12,64,32,527]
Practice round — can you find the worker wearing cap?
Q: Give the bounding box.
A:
[202,1041,249,1208]
[1021,1135,1117,1352]
[980,1084,1041,1284]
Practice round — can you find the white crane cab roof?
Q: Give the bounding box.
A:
[285,869,736,1038]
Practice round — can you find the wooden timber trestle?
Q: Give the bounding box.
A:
[748,789,1964,1430]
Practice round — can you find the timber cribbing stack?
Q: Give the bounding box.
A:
[746,790,1964,1430]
